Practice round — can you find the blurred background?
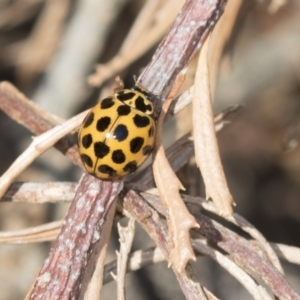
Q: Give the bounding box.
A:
[0,0,300,299]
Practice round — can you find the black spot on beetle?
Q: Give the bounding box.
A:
[130,137,144,153]
[82,134,93,149]
[96,117,111,132]
[113,124,128,141]
[132,86,151,99]
[117,105,131,116]
[83,112,94,128]
[100,97,114,109]
[117,91,135,101]
[98,164,117,177]
[123,161,137,173]
[94,142,109,158]
[133,115,150,128]
[112,149,126,164]
[81,154,93,168]
[142,145,152,156]
[148,126,154,137]
[135,96,152,113]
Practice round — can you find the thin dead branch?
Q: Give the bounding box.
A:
[120,188,210,300]
[0,82,81,165]
[1,1,298,299]
[132,188,299,299]
[0,220,61,244]
[33,0,129,117]
[15,0,70,86]
[192,239,272,300]
[88,0,183,87]
[0,111,86,199]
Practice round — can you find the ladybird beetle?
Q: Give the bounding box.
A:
[78,86,156,180]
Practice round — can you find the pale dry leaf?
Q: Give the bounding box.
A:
[153,78,199,273]
[193,37,234,217]
[153,152,198,272]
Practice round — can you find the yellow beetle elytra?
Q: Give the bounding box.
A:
[78,86,155,180]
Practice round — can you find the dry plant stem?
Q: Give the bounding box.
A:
[137,0,228,102]
[208,0,242,92]
[0,185,287,286]
[1,182,299,296]
[230,214,284,273]
[103,247,165,284]
[182,190,283,273]
[215,10,300,110]
[34,0,129,117]
[142,188,283,275]
[0,82,81,165]
[271,244,300,265]
[82,200,117,300]
[192,240,272,300]
[268,0,288,13]
[103,241,300,285]
[0,82,62,129]
[195,213,300,300]
[184,264,210,300]
[153,76,198,273]
[29,175,122,299]
[13,182,298,289]
[201,291,219,300]
[137,189,299,299]
[193,37,234,216]
[144,186,283,274]
[104,247,221,300]
[111,219,135,300]
[1,105,239,244]
[167,86,194,120]
[0,220,61,244]
[167,85,242,123]
[0,110,86,200]
[16,0,70,85]
[1,104,238,203]
[119,0,161,52]
[88,0,183,87]
[2,181,76,203]
[135,105,241,185]
[120,188,211,300]
[0,0,43,29]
